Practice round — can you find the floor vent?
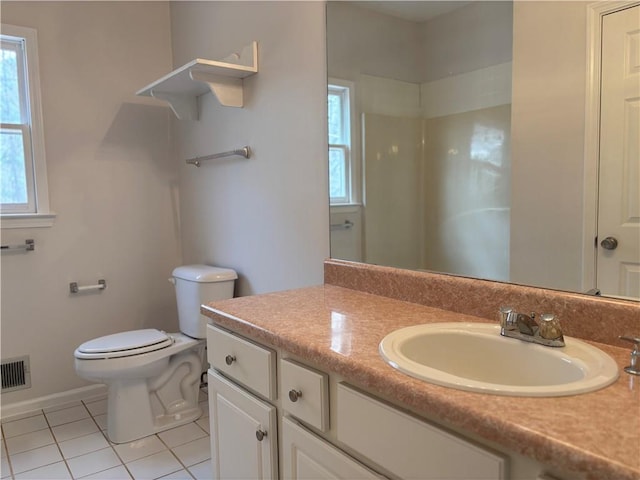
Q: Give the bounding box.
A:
[1,356,31,392]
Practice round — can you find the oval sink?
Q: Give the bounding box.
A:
[379,322,619,396]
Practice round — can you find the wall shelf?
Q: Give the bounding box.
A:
[136,42,258,120]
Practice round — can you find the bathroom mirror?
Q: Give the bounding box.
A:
[327,0,640,300]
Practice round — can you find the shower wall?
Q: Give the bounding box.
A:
[363,113,423,269]
[361,66,511,279]
[422,104,511,280]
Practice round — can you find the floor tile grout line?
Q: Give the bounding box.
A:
[0,410,43,479]
[42,403,74,480]
[3,395,210,480]
[0,423,15,480]
[153,431,196,480]
[78,398,135,480]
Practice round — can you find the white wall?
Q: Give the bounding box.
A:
[170,1,329,296]
[326,2,422,83]
[419,1,513,82]
[510,1,588,291]
[0,2,180,404]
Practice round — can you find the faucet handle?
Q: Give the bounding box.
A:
[619,335,640,376]
[538,314,563,341]
[498,306,515,329]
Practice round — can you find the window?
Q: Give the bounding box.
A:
[328,81,356,205]
[1,24,52,227]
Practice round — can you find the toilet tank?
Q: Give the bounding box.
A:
[172,265,237,339]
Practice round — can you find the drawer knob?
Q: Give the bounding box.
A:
[288,389,302,402]
[225,355,236,365]
[256,428,268,441]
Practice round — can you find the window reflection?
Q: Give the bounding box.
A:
[330,311,352,356]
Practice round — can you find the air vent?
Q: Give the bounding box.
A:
[1,356,31,392]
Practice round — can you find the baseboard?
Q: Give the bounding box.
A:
[0,384,107,421]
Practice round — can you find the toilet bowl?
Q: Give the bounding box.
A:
[74,265,237,444]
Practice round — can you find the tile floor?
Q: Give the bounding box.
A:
[0,388,211,480]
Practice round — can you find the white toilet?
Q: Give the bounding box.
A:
[74,265,236,444]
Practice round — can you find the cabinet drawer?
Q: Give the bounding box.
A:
[207,324,276,400]
[281,358,329,432]
[336,383,506,480]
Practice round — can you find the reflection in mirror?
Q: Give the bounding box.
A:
[327,0,640,300]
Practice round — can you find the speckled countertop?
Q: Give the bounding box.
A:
[202,284,640,480]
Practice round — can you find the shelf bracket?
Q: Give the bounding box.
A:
[136,41,258,119]
[222,41,258,69]
[150,91,197,121]
[190,71,244,107]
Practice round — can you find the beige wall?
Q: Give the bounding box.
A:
[0,2,180,404]
[326,2,422,83]
[1,0,329,410]
[510,1,588,291]
[170,1,329,296]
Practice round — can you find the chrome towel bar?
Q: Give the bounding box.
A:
[186,146,251,167]
[1,239,35,252]
[70,279,107,294]
[330,220,354,231]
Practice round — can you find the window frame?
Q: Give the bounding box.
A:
[328,78,360,206]
[1,23,54,228]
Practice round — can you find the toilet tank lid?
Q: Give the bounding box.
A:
[172,264,237,282]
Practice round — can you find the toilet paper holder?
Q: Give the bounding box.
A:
[70,279,107,294]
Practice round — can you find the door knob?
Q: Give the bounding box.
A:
[600,237,618,250]
[256,428,267,441]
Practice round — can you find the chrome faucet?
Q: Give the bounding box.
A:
[499,306,565,347]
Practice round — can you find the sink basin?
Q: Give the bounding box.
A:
[379,322,619,396]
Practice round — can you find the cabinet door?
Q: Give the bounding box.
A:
[208,370,278,480]
[282,417,383,480]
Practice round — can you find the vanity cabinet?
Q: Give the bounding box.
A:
[207,324,278,480]
[208,371,278,479]
[206,323,557,480]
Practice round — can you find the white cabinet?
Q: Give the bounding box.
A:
[280,358,329,432]
[208,370,278,480]
[336,383,506,480]
[206,324,521,480]
[282,417,382,480]
[207,324,276,400]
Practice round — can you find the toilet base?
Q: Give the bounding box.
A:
[103,341,206,444]
[105,384,204,444]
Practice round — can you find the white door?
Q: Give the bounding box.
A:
[208,370,278,480]
[597,4,640,299]
[281,417,383,480]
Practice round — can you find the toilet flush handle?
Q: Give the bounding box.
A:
[168,277,176,285]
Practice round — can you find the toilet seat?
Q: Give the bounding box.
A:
[75,329,174,359]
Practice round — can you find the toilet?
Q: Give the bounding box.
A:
[74,264,236,444]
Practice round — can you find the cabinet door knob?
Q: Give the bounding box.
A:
[225,355,236,365]
[288,389,302,402]
[256,428,267,441]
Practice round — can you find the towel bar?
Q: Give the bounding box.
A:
[0,239,35,252]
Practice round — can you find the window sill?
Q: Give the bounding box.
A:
[330,203,362,208]
[1,212,56,229]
